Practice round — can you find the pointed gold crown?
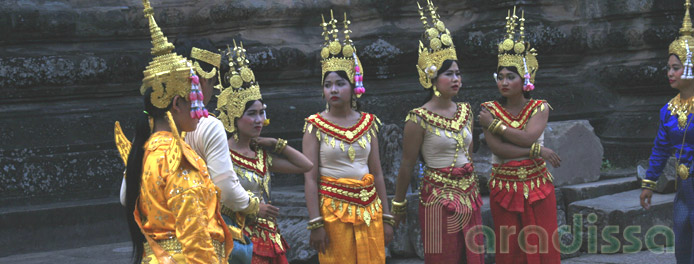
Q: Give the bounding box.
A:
[191,47,221,80]
[497,7,538,84]
[670,0,694,62]
[139,0,193,109]
[320,10,363,87]
[216,40,262,134]
[416,0,457,90]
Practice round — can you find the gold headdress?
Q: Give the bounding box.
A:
[216,40,263,134]
[191,47,221,80]
[139,0,195,109]
[497,7,538,91]
[320,10,366,98]
[416,0,457,95]
[670,0,694,79]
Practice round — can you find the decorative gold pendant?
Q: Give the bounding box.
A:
[363,209,371,227]
[678,164,690,180]
[348,145,356,162]
[679,114,688,129]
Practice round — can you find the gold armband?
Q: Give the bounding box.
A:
[530,142,541,159]
[306,216,324,230]
[382,213,396,226]
[391,199,407,215]
[239,193,260,216]
[274,138,287,154]
[641,179,657,190]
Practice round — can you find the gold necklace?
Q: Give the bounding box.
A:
[676,114,693,188]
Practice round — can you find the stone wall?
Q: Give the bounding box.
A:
[0,0,682,206]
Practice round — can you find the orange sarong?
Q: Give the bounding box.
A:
[318,174,385,264]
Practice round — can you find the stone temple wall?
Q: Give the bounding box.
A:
[0,0,683,206]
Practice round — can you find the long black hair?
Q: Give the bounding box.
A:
[422,59,459,104]
[323,71,362,111]
[124,88,171,264]
[496,66,531,105]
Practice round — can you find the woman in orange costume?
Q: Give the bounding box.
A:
[216,41,313,264]
[302,10,394,264]
[391,1,484,263]
[478,7,562,264]
[122,1,233,263]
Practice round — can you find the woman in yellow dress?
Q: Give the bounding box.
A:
[391,1,484,263]
[301,10,394,264]
[122,1,232,263]
[216,41,313,264]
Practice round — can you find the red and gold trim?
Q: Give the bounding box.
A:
[489,158,555,212]
[244,217,289,258]
[304,112,381,162]
[318,174,382,227]
[419,165,482,211]
[230,148,268,176]
[406,102,471,133]
[304,112,378,144]
[319,180,377,206]
[481,99,548,129]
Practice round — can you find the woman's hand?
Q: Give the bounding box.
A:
[640,189,653,209]
[479,108,494,128]
[257,203,279,219]
[383,223,394,246]
[310,227,329,254]
[540,147,561,168]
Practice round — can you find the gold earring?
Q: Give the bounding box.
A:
[325,102,330,112]
[433,86,441,97]
[351,94,357,110]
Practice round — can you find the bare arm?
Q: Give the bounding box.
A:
[482,126,533,160]
[393,121,425,203]
[498,103,549,147]
[369,133,390,215]
[266,139,314,174]
[302,129,322,220]
[368,130,394,245]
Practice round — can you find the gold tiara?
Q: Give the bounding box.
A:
[416,0,457,92]
[216,40,262,134]
[139,0,193,109]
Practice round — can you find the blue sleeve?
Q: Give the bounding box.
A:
[645,106,672,181]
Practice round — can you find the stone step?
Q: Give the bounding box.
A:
[560,176,640,209]
[0,197,128,257]
[567,189,675,254]
[599,167,636,180]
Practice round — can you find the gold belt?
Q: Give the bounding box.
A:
[678,164,690,180]
[143,237,224,261]
[423,168,476,190]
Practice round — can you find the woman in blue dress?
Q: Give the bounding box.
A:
[640,1,694,263]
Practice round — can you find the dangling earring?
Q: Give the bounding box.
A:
[351,94,357,110]
[233,132,239,142]
[433,86,441,97]
[323,93,330,112]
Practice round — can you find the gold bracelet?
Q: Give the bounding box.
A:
[382,217,396,226]
[641,179,657,190]
[530,142,540,158]
[239,194,260,216]
[487,119,500,132]
[307,220,324,230]
[391,199,407,215]
[273,138,287,154]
